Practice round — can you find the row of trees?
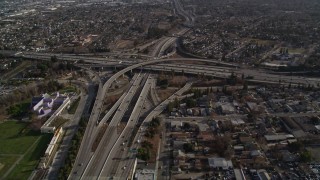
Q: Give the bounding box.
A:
[137,117,161,161]
[58,117,88,180]
[7,102,30,119]
[287,141,312,162]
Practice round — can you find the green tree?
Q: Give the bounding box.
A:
[311,116,320,125]
[288,141,304,152]
[183,143,194,153]
[185,98,196,108]
[173,97,180,108]
[141,141,153,149]
[300,150,312,162]
[51,55,58,62]
[183,122,191,130]
[137,148,150,161]
[150,117,160,127]
[167,102,174,112]
[243,81,248,91]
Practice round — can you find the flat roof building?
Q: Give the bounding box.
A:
[135,169,155,180]
[208,157,233,170]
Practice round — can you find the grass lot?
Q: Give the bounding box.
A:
[245,38,275,46]
[0,155,19,176]
[0,121,38,154]
[0,121,52,179]
[60,85,78,94]
[157,89,176,101]
[307,147,320,162]
[68,97,80,114]
[288,48,306,54]
[49,117,69,128]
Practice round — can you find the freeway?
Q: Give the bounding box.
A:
[150,76,161,106]
[28,50,316,87]
[150,0,192,58]
[111,82,193,179]
[142,64,320,86]
[98,93,126,126]
[80,73,145,179]
[173,0,195,27]
[98,75,154,179]
[16,51,240,67]
[69,73,140,179]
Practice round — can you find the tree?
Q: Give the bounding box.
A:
[173,98,180,108]
[183,143,193,153]
[185,98,196,108]
[288,141,304,152]
[150,117,160,127]
[171,69,175,78]
[183,122,191,130]
[247,113,254,122]
[137,148,150,161]
[145,128,155,138]
[243,81,248,91]
[51,55,58,62]
[141,141,153,149]
[300,150,312,162]
[167,102,174,112]
[311,116,320,125]
[227,72,237,85]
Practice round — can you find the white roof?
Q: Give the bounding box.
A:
[208,157,233,169]
[264,134,288,141]
[231,119,245,125]
[135,169,155,180]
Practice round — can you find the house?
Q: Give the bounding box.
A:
[198,95,210,107]
[173,140,185,149]
[257,169,271,180]
[250,150,262,157]
[186,108,193,115]
[264,134,295,143]
[234,169,246,180]
[198,123,210,132]
[280,150,298,162]
[171,121,182,131]
[208,157,233,170]
[200,108,207,116]
[220,103,235,114]
[231,119,245,126]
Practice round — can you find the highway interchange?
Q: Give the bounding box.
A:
[3,0,320,179]
[11,21,320,180]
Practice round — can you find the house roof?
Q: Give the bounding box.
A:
[264,134,288,141]
[208,157,233,169]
